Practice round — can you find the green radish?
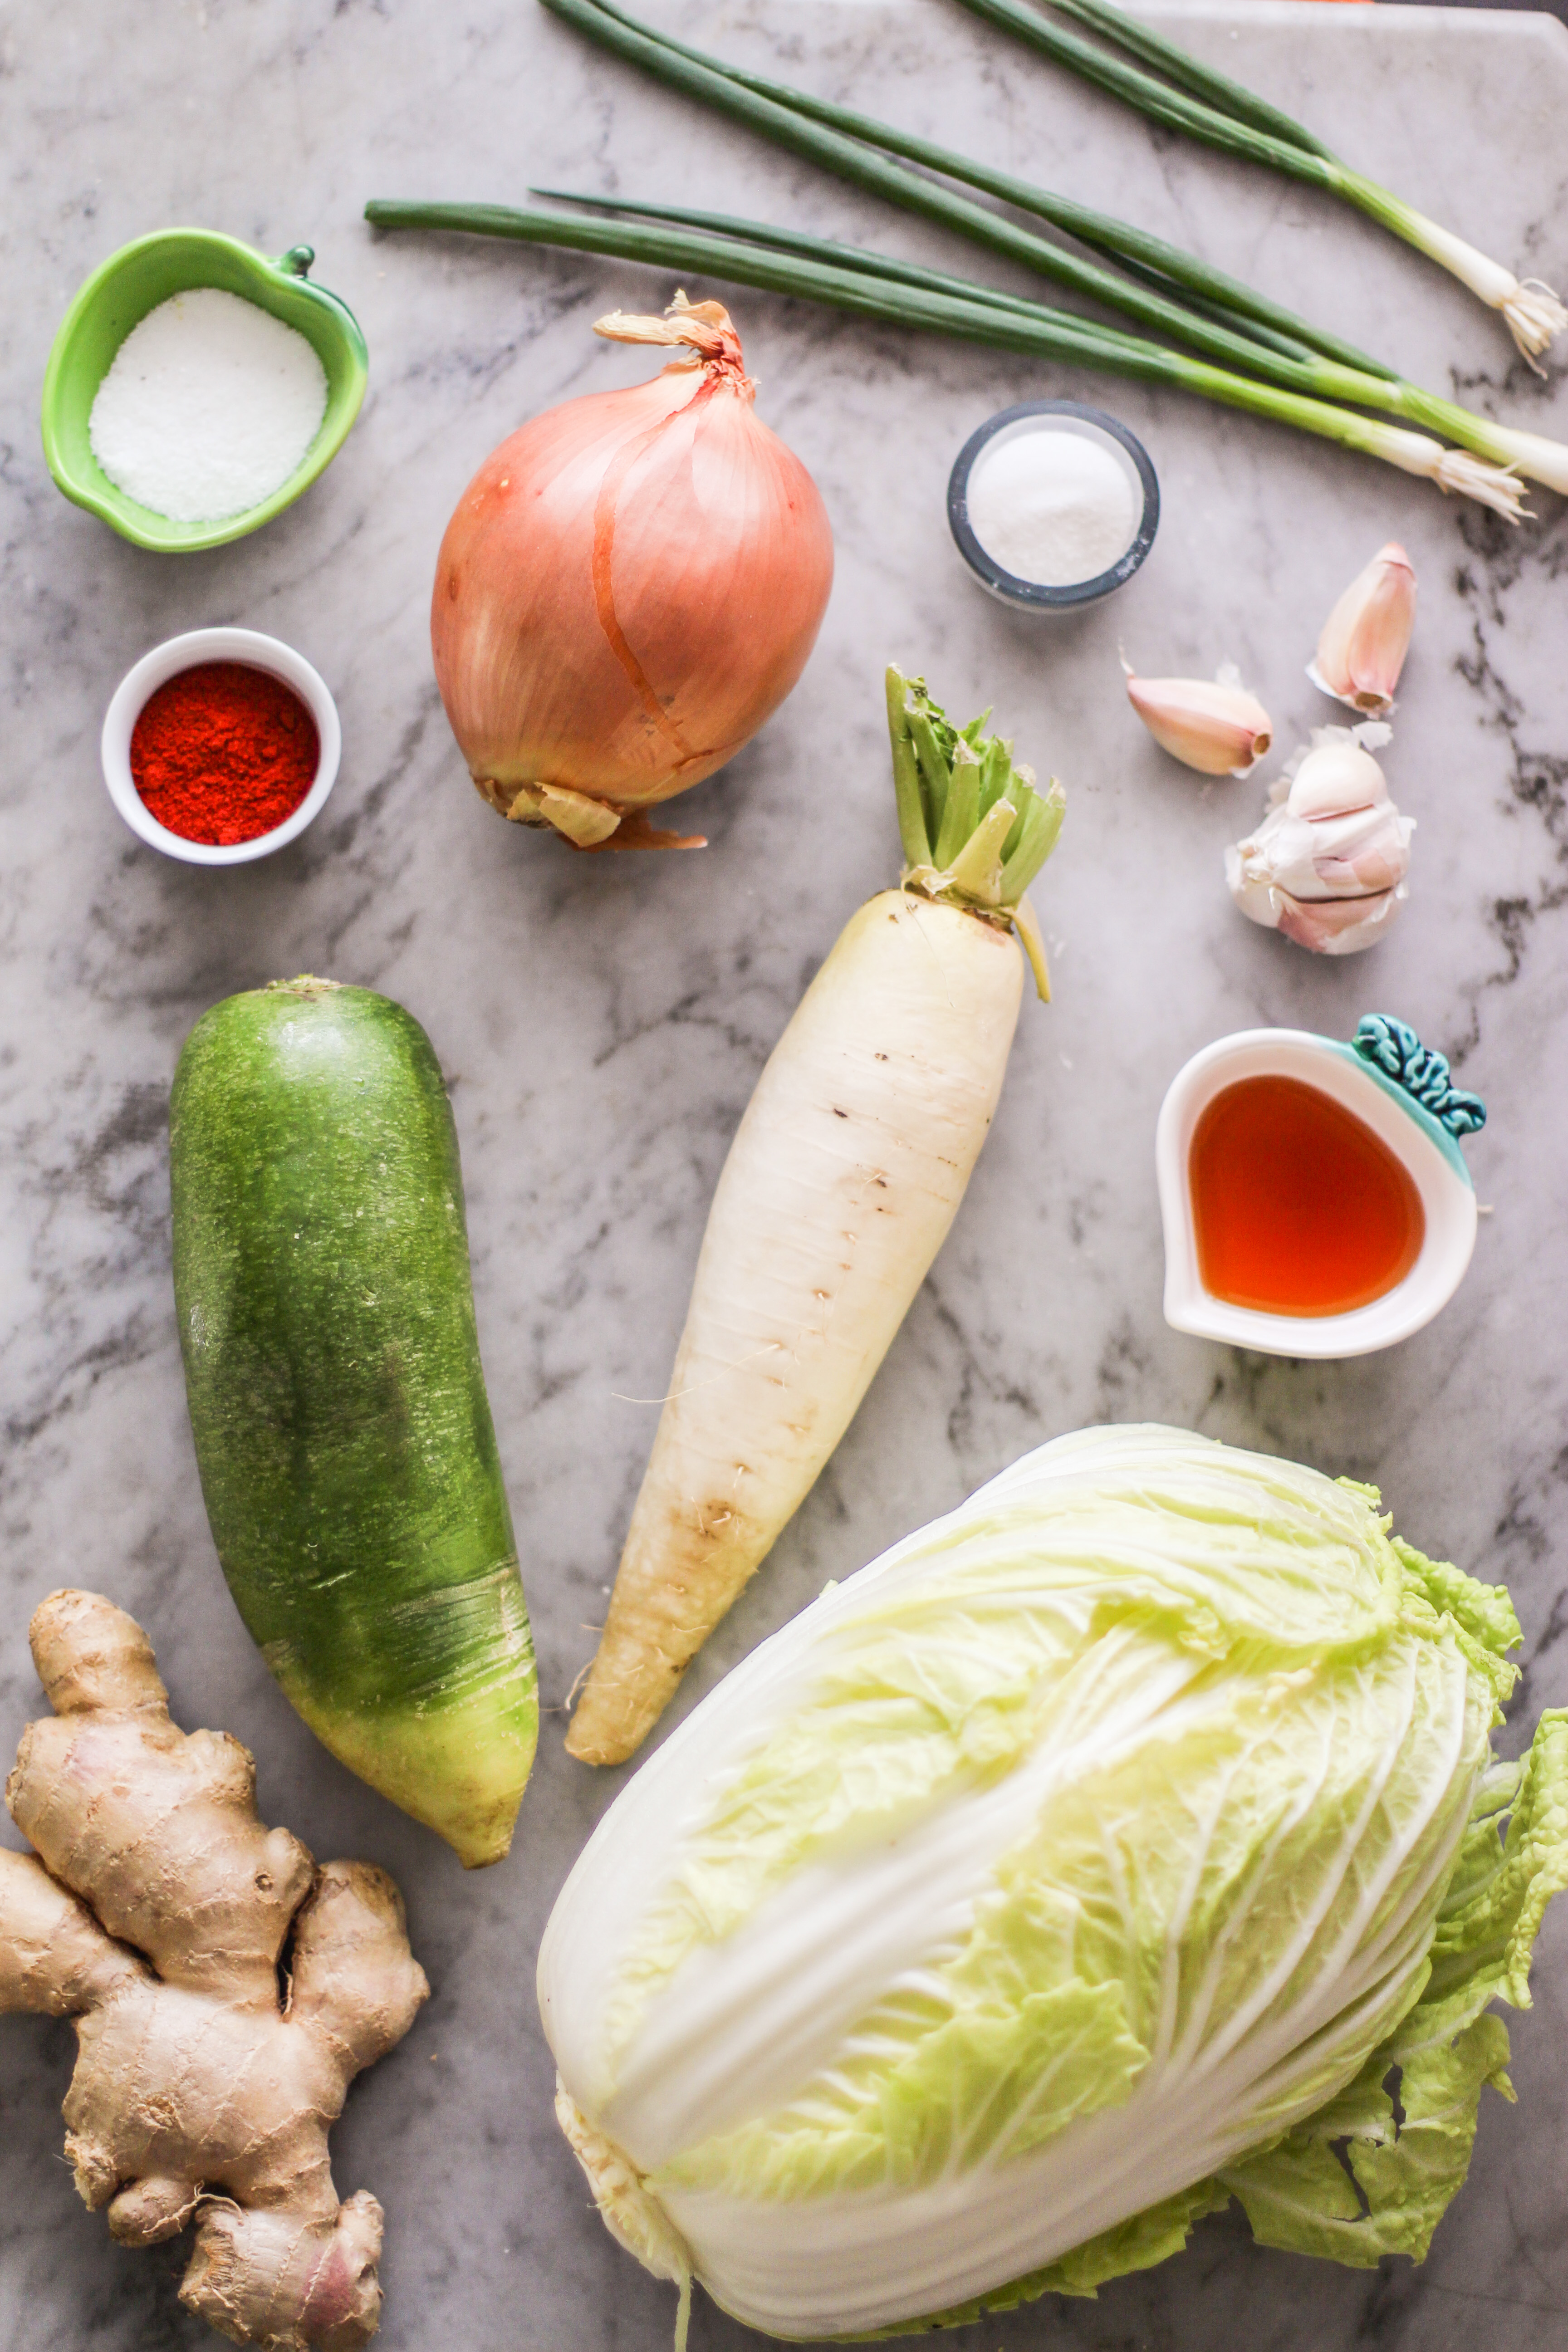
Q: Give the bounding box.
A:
[171,977,536,1867]
[567,668,1064,1765]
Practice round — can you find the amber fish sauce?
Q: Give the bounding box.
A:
[1189,1074,1424,1317]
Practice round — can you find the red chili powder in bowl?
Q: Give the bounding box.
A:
[129,660,320,846]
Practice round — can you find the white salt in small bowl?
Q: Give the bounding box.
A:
[948,401,1159,612]
[101,626,341,866]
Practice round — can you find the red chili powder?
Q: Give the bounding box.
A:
[130,661,319,846]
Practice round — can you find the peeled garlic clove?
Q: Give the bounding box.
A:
[1124,670,1272,778]
[1308,542,1416,716]
[1286,741,1389,819]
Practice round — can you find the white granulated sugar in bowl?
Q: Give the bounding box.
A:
[89,288,329,524]
[967,428,1138,587]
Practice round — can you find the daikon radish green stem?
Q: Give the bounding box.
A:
[951,0,1568,361]
[366,197,1529,515]
[561,671,1063,1767]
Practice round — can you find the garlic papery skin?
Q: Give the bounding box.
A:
[1308,543,1416,716]
[1123,667,1272,778]
[1226,732,1414,956]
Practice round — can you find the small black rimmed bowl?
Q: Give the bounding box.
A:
[948,400,1160,613]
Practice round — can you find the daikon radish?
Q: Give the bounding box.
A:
[568,667,1065,1764]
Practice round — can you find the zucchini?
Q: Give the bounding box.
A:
[171,976,536,1867]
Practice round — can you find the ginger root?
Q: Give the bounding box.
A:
[0,1590,429,2349]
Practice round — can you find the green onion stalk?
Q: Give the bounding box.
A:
[365,195,1525,518]
[522,0,1568,498]
[559,0,1377,374]
[951,0,1568,364]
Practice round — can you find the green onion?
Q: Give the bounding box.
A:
[549,191,1568,500]
[522,0,1568,496]
[363,196,1525,517]
[530,0,1320,387]
[951,0,1568,362]
[545,0,1374,383]
[570,4,1377,377]
[1044,0,1334,156]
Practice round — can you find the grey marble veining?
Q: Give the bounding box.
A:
[3,1,1568,2346]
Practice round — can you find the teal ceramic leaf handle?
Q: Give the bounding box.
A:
[1352,1015,1486,1139]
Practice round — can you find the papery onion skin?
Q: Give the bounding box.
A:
[431,302,833,843]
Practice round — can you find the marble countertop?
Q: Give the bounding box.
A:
[3,2,1568,2346]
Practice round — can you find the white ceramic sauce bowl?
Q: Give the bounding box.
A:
[1156,1027,1479,1359]
[100,625,341,865]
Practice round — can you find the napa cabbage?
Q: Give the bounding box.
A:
[540,1426,1568,2342]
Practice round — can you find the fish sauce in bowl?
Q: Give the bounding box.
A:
[1189,1073,1424,1317]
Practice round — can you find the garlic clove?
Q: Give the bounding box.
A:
[1308,542,1416,716]
[1310,849,1402,897]
[1276,885,1405,956]
[1309,807,1414,896]
[1285,740,1388,819]
[1124,669,1272,778]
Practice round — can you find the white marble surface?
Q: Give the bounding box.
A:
[3,1,1568,2346]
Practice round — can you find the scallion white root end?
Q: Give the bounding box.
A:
[1365,422,1525,520]
[1430,447,1529,519]
[1344,186,1567,364]
[1501,277,1568,364]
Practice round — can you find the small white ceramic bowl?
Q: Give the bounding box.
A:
[100,626,341,864]
[1156,1026,1479,1359]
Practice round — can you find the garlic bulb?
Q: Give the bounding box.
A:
[1308,543,1416,717]
[1123,661,1271,778]
[1225,726,1413,956]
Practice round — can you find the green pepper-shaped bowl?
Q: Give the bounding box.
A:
[40,229,368,553]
